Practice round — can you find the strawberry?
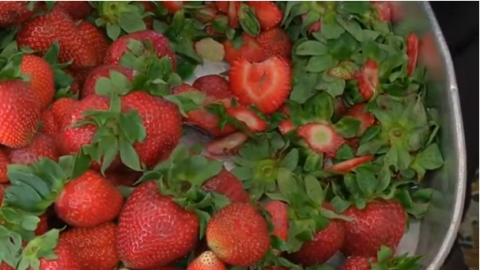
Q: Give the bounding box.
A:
[301,13,321,33]
[20,54,55,111]
[341,256,373,270]
[0,149,9,184]
[103,30,177,70]
[215,1,229,13]
[297,123,346,157]
[56,1,93,20]
[187,251,227,270]
[256,28,292,60]
[202,168,250,203]
[223,34,266,63]
[371,1,392,22]
[50,97,78,127]
[140,1,156,29]
[342,246,422,270]
[55,170,124,227]
[35,214,49,236]
[122,91,183,167]
[346,103,375,136]
[40,109,58,137]
[194,6,218,23]
[81,65,135,98]
[206,203,270,266]
[246,1,282,30]
[278,119,295,135]
[77,20,109,65]
[9,133,59,165]
[354,59,379,101]
[0,184,6,204]
[117,181,199,269]
[16,6,97,69]
[0,80,40,148]
[64,67,91,95]
[172,82,236,137]
[230,56,291,114]
[226,107,268,132]
[406,33,419,76]
[161,1,184,13]
[264,201,288,242]
[206,132,249,156]
[341,200,407,257]
[227,1,240,28]
[105,167,142,187]
[289,215,345,266]
[61,222,119,270]
[0,1,38,27]
[327,155,375,173]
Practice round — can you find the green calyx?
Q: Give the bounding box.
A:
[370,246,423,270]
[238,3,260,37]
[42,41,76,98]
[93,1,148,40]
[0,225,22,269]
[137,144,230,238]
[17,229,61,270]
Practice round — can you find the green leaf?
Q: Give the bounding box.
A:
[277,168,294,197]
[279,149,299,171]
[305,54,337,72]
[118,12,147,34]
[413,143,444,170]
[330,196,351,213]
[337,1,370,15]
[231,166,253,181]
[303,91,334,121]
[334,117,360,138]
[354,166,378,198]
[295,40,328,56]
[336,16,363,42]
[106,23,122,40]
[321,19,345,39]
[335,145,354,160]
[189,158,223,186]
[360,125,381,144]
[119,139,142,171]
[304,175,324,205]
[239,4,260,36]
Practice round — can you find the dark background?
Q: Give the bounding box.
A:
[430,2,479,269]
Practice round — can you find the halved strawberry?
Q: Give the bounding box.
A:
[297,123,345,157]
[406,33,419,76]
[206,132,249,156]
[327,155,374,173]
[226,107,268,132]
[279,119,295,135]
[193,75,231,98]
[230,56,291,114]
[346,103,375,136]
[227,1,240,28]
[161,1,184,13]
[223,34,266,63]
[256,28,292,60]
[246,1,282,30]
[371,1,392,21]
[264,200,288,242]
[194,6,218,23]
[354,59,379,101]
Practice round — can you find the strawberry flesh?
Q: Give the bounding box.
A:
[355,60,379,101]
[328,155,375,173]
[246,1,283,30]
[406,33,419,76]
[226,107,268,132]
[206,132,249,156]
[346,103,375,136]
[297,123,345,157]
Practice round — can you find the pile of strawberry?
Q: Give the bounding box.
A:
[0,1,444,270]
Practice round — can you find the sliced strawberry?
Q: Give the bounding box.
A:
[215,1,229,13]
[223,34,266,63]
[227,1,240,28]
[264,200,288,242]
[279,119,295,135]
[297,123,345,157]
[226,107,268,132]
[355,59,379,101]
[256,28,292,60]
[246,1,282,30]
[371,1,392,21]
[406,33,419,76]
[206,132,249,156]
[346,103,375,136]
[161,1,184,13]
[192,75,231,98]
[327,155,374,173]
[230,56,291,114]
[194,6,218,23]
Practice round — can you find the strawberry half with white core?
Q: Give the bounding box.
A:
[355,60,379,101]
[297,123,345,157]
[230,56,291,114]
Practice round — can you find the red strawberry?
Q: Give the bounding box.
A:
[140,1,156,29]
[64,67,91,95]
[77,20,109,65]
[103,30,177,70]
[9,133,59,165]
[0,184,6,204]
[55,170,124,227]
[264,201,288,242]
[354,60,378,101]
[227,1,240,28]
[0,1,38,27]
[61,222,119,270]
[341,255,373,270]
[117,181,199,269]
[35,214,49,236]
[371,1,392,22]
[328,155,375,173]
[226,107,268,132]
[161,1,184,13]
[56,1,93,20]
[187,251,227,270]
[341,200,407,257]
[342,249,422,270]
[301,13,321,33]
[256,28,292,60]
[223,34,266,63]
[279,119,295,135]
[122,92,183,167]
[105,167,142,187]
[20,54,55,110]
[246,1,282,30]
[346,103,375,136]
[0,80,40,148]
[289,215,345,266]
[40,109,58,137]
[206,132,248,156]
[194,6,218,23]
[215,1,229,13]
[406,33,419,76]
[297,123,345,157]
[0,150,8,183]
[202,168,250,203]
[230,56,291,114]
[206,203,270,266]
[81,65,135,98]
[51,97,78,127]
[172,82,236,137]
[16,6,97,69]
